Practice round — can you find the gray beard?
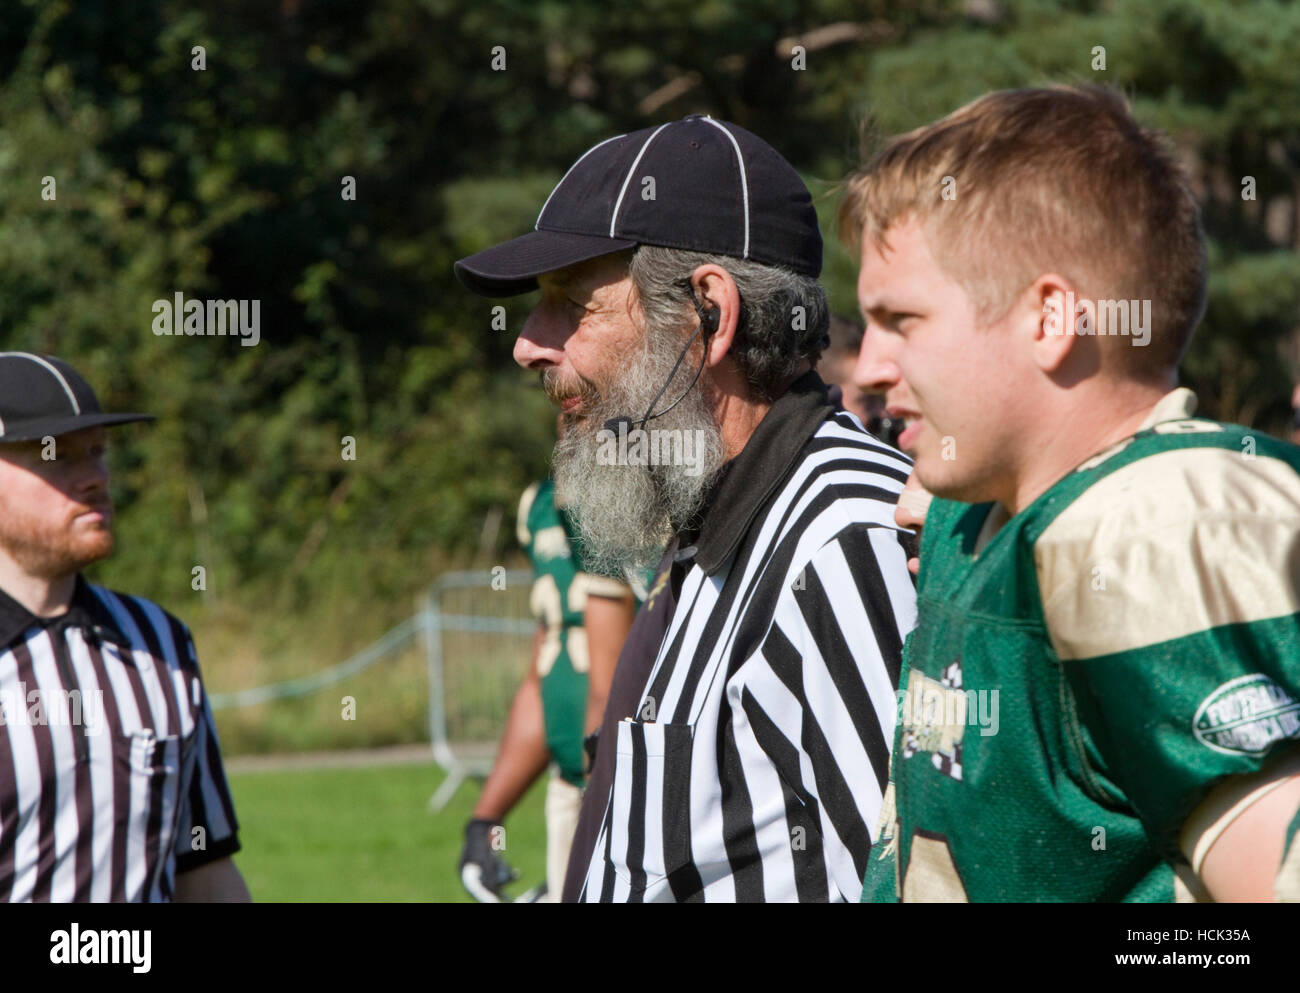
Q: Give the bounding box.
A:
[552,335,727,579]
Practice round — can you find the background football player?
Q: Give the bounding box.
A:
[459,439,640,902]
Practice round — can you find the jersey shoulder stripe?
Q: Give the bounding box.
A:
[517,480,543,548]
[1030,422,1300,660]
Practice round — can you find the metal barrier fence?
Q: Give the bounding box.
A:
[424,570,535,811]
[210,569,537,813]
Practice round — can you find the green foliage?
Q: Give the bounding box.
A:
[852,0,1300,431]
[1,0,1296,748]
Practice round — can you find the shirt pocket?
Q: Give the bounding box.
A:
[609,718,694,898]
[111,728,199,821]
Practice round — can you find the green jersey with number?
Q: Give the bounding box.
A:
[519,480,593,787]
[519,480,644,787]
[864,391,1300,902]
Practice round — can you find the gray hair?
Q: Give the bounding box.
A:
[627,246,829,402]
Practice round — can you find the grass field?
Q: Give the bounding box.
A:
[226,759,548,902]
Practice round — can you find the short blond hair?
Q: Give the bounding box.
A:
[840,85,1207,378]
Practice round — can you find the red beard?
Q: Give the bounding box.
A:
[0,500,115,581]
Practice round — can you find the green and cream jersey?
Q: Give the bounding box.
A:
[518,480,631,787]
[864,389,1300,902]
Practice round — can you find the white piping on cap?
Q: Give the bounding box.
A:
[609,122,671,237]
[699,117,749,259]
[0,351,81,414]
[535,133,626,230]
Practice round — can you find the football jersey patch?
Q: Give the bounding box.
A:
[1194,674,1300,756]
[899,662,967,781]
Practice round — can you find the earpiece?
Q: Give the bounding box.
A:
[700,305,719,336]
[683,279,719,337]
[604,279,720,434]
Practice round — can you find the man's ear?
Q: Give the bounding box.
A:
[1026,272,1083,375]
[689,265,742,368]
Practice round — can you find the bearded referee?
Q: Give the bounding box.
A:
[457,117,917,902]
[0,353,248,902]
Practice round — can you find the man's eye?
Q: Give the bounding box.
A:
[864,311,912,333]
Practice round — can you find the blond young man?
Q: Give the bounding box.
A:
[845,85,1300,902]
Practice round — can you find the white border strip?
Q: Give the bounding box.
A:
[609,122,671,237]
[700,118,749,259]
[535,134,626,229]
[0,351,81,414]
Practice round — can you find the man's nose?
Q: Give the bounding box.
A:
[72,457,110,498]
[853,327,901,395]
[514,305,567,370]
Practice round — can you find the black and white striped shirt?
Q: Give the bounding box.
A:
[0,577,240,902]
[575,373,917,901]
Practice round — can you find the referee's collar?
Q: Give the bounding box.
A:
[0,576,131,651]
[679,369,835,576]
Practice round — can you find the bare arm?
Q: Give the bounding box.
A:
[473,626,551,821]
[583,592,636,737]
[173,856,251,903]
[1197,772,1300,902]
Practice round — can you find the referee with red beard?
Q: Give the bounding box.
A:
[0,353,248,902]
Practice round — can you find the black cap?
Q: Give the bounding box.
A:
[0,353,153,443]
[454,115,822,297]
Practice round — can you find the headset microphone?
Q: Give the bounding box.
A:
[602,415,636,434]
[602,283,719,434]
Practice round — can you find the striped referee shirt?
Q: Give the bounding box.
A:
[0,577,240,902]
[573,372,917,902]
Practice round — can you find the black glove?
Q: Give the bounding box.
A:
[458,818,517,902]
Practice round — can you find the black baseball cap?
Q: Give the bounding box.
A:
[0,353,153,443]
[454,115,822,297]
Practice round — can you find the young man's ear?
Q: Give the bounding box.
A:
[1026,273,1085,375]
